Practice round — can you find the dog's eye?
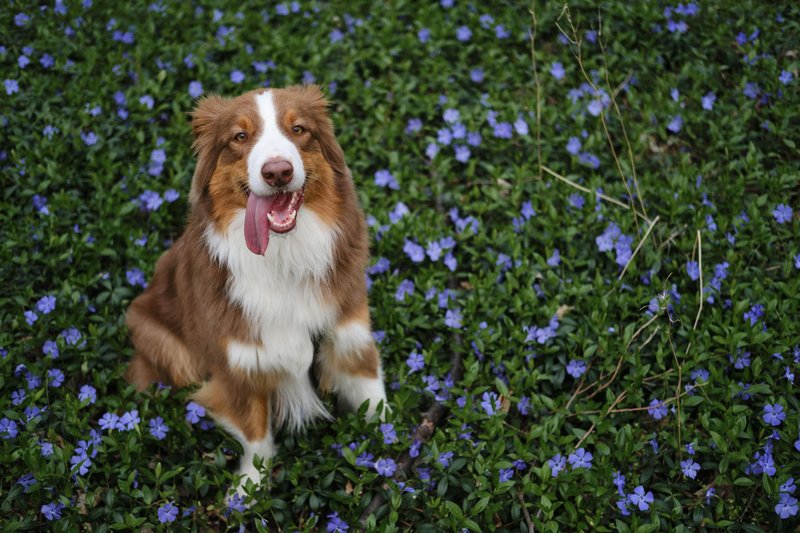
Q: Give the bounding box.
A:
[292,125,305,135]
[234,132,248,142]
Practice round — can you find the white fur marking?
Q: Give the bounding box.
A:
[274,373,332,433]
[206,208,337,429]
[248,91,306,196]
[217,417,275,495]
[332,372,388,420]
[333,321,374,357]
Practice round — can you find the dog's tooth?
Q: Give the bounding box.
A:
[267,213,275,224]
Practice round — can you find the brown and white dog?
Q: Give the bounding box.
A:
[126,85,387,491]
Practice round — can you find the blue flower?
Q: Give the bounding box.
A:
[24,310,38,325]
[417,28,430,43]
[395,279,414,302]
[126,267,148,288]
[743,304,764,326]
[188,80,203,98]
[47,369,65,388]
[763,403,786,426]
[702,92,716,110]
[680,459,700,479]
[0,418,19,439]
[776,494,798,519]
[139,95,154,109]
[327,511,350,532]
[470,68,484,83]
[405,118,422,134]
[36,295,56,314]
[149,417,169,440]
[374,169,399,190]
[567,448,593,469]
[164,189,180,202]
[230,70,245,83]
[456,26,472,42]
[443,108,460,123]
[514,115,529,135]
[566,136,581,155]
[403,240,425,263]
[454,145,471,163]
[547,248,561,267]
[380,423,397,444]
[548,453,566,477]
[158,502,179,523]
[81,131,98,146]
[78,385,97,404]
[667,115,683,133]
[374,457,397,476]
[118,410,140,430]
[613,471,626,495]
[686,260,700,281]
[480,391,501,415]
[743,82,760,99]
[566,359,586,378]
[495,24,510,39]
[41,502,65,521]
[773,203,793,224]
[628,486,654,511]
[445,308,462,329]
[99,412,120,431]
[779,70,793,85]
[493,122,513,139]
[648,399,668,420]
[498,468,514,482]
[550,61,565,80]
[185,402,206,423]
[5,79,20,95]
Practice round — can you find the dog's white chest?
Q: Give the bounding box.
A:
[205,208,337,376]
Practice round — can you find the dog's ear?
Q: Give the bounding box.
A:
[305,86,347,179]
[189,95,228,207]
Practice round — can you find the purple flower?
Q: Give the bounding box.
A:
[5,79,20,95]
[628,486,654,511]
[743,82,760,100]
[126,267,147,288]
[81,131,98,146]
[648,399,667,420]
[425,142,439,159]
[47,369,65,388]
[437,127,453,145]
[164,189,180,202]
[667,115,683,133]
[417,28,430,43]
[188,81,203,98]
[78,385,97,404]
[763,403,786,426]
[453,144,470,163]
[566,136,581,155]
[680,459,700,479]
[32,194,50,214]
[456,26,472,42]
[779,70,793,85]
[41,502,65,521]
[395,279,415,301]
[498,468,514,482]
[548,453,566,477]
[550,61,565,80]
[99,412,120,431]
[24,310,38,325]
[374,169,399,190]
[743,304,764,326]
[186,402,206,423]
[578,151,600,168]
[158,502,179,523]
[443,108,460,124]
[546,248,561,267]
[776,494,799,519]
[702,92,716,110]
[613,471,626,495]
[514,115,529,136]
[495,24,510,39]
[470,68,484,83]
[36,295,56,314]
[405,118,422,134]
[445,308,462,329]
[227,493,248,513]
[566,359,586,378]
[773,203,793,224]
[403,239,425,263]
[480,391,501,415]
[118,410,140,430]
[493,122,513,139]
[230,70,245,83]
[380,423,397,444]
[139,95,154,109]
[374,457,397,476]
[329,28,344,43]
[149,417,169,440]
[15,13,31,26]
[567,448,593,469]
[137,189,163,211]
[686,260,700,281]
[327,511,350,532]
[1,418,19,439]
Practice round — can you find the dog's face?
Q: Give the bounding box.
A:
[189,86,346,254]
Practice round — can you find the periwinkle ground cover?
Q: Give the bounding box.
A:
[1,0,799,530]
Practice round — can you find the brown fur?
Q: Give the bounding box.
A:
[126,86,382,462]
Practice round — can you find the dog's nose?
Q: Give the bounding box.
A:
[261,159,293,188]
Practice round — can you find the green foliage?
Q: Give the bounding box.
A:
[2,0,799,530]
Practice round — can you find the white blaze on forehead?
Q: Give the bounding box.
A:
[247,90,306,196]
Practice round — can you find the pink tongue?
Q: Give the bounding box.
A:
[244,194,276,255]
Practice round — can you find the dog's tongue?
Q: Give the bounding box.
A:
[244,194,276,255]
[244,192,297,255]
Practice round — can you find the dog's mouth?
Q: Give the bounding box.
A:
[244,189,304,255]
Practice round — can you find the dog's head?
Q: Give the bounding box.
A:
[189,86,347,255]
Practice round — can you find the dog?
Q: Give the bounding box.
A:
[126,85,387,491]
